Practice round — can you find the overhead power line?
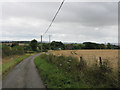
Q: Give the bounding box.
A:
[43,0,65,36]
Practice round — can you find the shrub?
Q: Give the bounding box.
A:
[2,45,25,58]
[2,45,12,58]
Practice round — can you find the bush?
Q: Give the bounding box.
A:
[24,45,32,52]
[2,45,12,58]
[2,45,25,58]
[43,54,79,73]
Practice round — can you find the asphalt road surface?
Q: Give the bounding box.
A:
[3,54,45,88]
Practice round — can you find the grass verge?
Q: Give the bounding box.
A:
[34,55,80,88]
[34,54,118,88]
[2,54,31,78]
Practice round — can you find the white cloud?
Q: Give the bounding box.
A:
[1,2,118,43]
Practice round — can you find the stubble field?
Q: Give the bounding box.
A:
[49,49,119,72]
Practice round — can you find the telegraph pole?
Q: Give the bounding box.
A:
[41,35,42,52]
[49,35,51,43]
[49,35,51,50]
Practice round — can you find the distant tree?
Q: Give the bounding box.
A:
[79,44,85,49]
[38,43,49,52]
[99,44,106,49]
[83,42,108,49]
[11,42,19,47]
[107,43,112,49]
[50,41,65,50]
[111,45,119,49]
[65,44,74,50]
[43,43,50,51]
[73,44,80,49]
[83,42,97,49]
[30,39,38,51]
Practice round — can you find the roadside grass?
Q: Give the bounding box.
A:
[34,54,118,88]
[34,55,84,88]
[2,54,31,78]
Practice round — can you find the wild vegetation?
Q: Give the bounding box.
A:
[2,54,31,78]
[2,39,38,58]
[2,45,24,58]
[2,40,38,77]
[49,50,119,71]
[35,54,118,88]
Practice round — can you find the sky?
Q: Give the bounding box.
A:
[0,1,118,43]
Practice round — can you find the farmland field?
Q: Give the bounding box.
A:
[49,49,119,72]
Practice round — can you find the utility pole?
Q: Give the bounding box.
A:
[49,35,51,50]
[41,35,42,52]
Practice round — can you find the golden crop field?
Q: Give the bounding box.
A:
[49,49,119,72]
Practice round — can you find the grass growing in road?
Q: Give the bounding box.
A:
[2,54,31,78]
[35,54,118,88]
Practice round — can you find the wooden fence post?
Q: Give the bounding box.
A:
[99,57,102,66]
[80,56,82,61]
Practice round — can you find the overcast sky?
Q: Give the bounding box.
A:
[0,1,118,43]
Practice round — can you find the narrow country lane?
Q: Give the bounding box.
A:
[3,54,45,88]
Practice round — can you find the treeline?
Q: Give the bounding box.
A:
[43,41,119,51]
[27,40,120,51]
[65,42,119,50]
[2,39,120,58]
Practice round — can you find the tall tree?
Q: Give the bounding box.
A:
[30,39,38,51]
